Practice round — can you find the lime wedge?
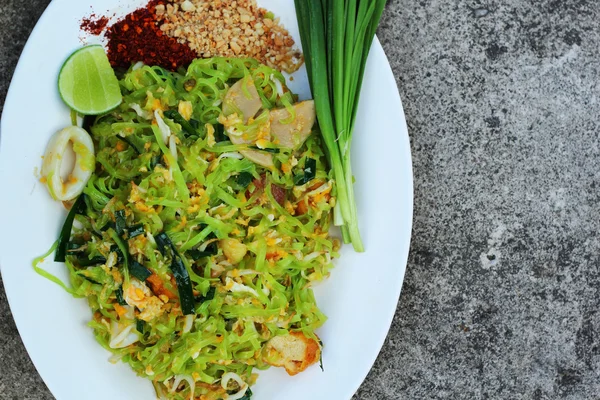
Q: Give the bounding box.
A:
[58,45,122,115]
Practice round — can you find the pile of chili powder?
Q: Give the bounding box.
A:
[82,0,197,71]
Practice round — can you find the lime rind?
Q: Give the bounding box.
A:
[58,45,122,115]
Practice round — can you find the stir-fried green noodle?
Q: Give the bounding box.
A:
[38,58,338,399]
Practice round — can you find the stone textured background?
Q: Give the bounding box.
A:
[2,0,600,399]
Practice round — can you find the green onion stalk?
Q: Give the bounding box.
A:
[295,0,387,252]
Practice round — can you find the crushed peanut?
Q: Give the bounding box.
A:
[157,0,304,73]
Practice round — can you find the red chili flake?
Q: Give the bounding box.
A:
[80,14,109,35]
[104,0,196,71]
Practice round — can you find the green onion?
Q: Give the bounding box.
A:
[318,338,324,371]
[115,286,127,305]
[150,155,161,170]
[115,209,127,237]
[108,229,130,283]
[117,135,142,154]
[250,146,280,154]
[235,172,254,188]
[55,195,87,262]
[66,241,85,253]
[77,256,107,267]
[155,231,195,315]
[127,224,145,239]
[187,244,217,260]
[100,221,116,232]
[109,244,125,264]
[294,158,317,186]
[155,232,172,256]
[196,286,216,303]
[214,124,228,142]
[136,319,146,333]
[170,253,195,315]
[130,260,152,281]
[239,387,253,400]
[164,110,198,137]
[82,115,95,134]
[295,0,387,252]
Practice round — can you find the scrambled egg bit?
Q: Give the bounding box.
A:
[262,331,321,376]
[178,100,193,121]
[124,279,167,321]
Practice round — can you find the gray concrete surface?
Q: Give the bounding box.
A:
[2,0,600,399]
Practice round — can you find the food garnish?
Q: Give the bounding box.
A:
[96,0,302,73]
[41,126,95,201]
[295,0,387,252]
[37,57,334,399]
[58,45,122,115]
[34,1,360,397]
[105,0,197,71]
[158,0,303,73]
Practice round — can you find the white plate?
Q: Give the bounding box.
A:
[0,0,413,399]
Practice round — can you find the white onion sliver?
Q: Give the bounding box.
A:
[133,183,148,193]
[198,238,219,252]
[72,219,84,230]
[105,251,117,269]
[220,372,249,400]
[182,315,194,334]
[209,204,226,213]
[218,152,243,161]
[169,375,195,400]
[169,134,178,162]
[303,251,321,262]
[271,74,285,97]
[124,305,136,320]
[307,180,333,196]
[236,270,261,276]
[109,321,139,349]
[226,277,259,297]
[108,353,124,364]
[155,110,171,144]
[130,103,152,119]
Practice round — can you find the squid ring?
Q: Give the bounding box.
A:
[41,126,95,201]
